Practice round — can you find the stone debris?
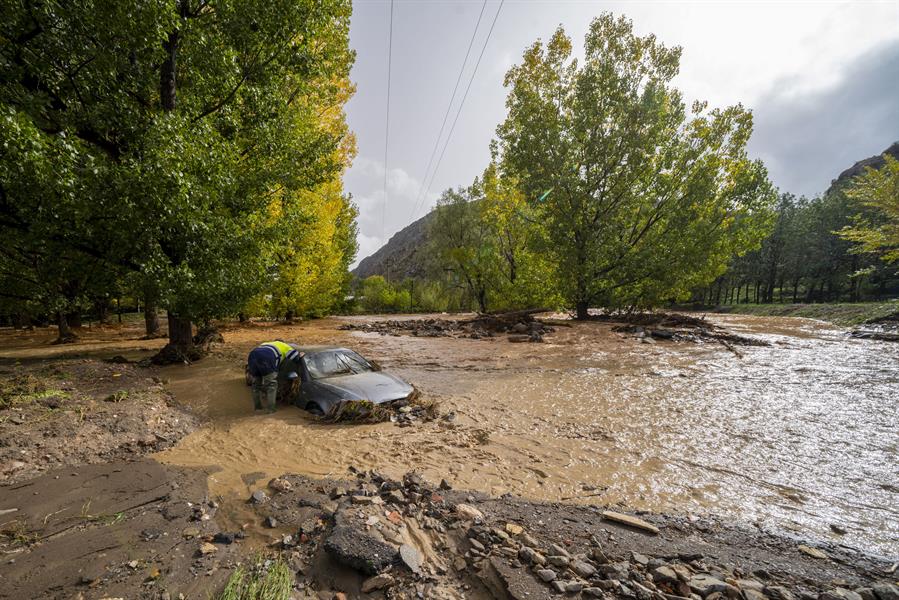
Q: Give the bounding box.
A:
[360,573,395,593]
[798,544,828,559]
[203,470,887,600]
[602,510,661,534]
[454,503,484,521]
[323,526,397,575]
[338,309,555,343]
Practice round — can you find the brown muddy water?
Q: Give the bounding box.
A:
[2,314,897,556]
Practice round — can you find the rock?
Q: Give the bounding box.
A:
[766,587,797,600]
[330,486,347,499]
[598,562,630,581]
[738,581,766,593]
[439,478,452,490]
[549,543,570,557]
[873,585,899,600]
[631,552,650,566]
[820,590,863,600]
[455,503,484,521]
[551,580,567,593]
[249,490,268,504]
[583,588,605,598]
[547,555,569,568]
[212,532,235,544]
[567,582,586,593]
[689,574,737,598]
[829,523,847,535]
[591,547,610,563]
[571,560,596,578]
[798,545,828,559]
[856,589,876,600]
[744,590,768,600]
[386,489,406,504]
[652,566,679,584]
[268,477,292,493]
[537,569,557,582]
[361,574,395,593]
[469,538,485,552]
[399,544,422,574]
[181,527,200,538]
[453,557,468,571]
[323,526,398,575]
[518,546,546,566]
[601,510,660,534]
[198,542,217,556]
[351,495,384,505]
[264,516,278,528]
[505,523,523,536]
[521,533,539,547]
[508,335,531,343]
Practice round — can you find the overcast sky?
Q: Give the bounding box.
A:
[343,0,899,264]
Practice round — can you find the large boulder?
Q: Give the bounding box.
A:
[323,526,398,575]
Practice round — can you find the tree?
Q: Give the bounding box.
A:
[495,14,775,318]
[839,155,899,264]
[428,184,496,313]
[0,0,354,357]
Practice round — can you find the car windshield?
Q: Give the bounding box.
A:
[304,350,373,380]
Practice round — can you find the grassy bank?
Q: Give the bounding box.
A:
[711,300,899,326]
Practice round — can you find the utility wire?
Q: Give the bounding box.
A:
[411,0,504,220]
[409,0,488,221]
[381,0,394,243]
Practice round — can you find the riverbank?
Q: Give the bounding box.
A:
[2,460,896,599]
[705,301,899,327]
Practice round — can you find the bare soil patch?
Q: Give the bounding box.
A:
[0,359,198,485]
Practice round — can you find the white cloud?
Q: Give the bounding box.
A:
[344,156,440,267]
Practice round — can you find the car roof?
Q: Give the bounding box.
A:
[289,344,353,355]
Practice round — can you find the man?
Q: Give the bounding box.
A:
[247,340,302,413]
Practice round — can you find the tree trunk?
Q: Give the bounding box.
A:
[575,300,589,320]
[95,299,110,324]
[285,310,295,323]
[238,312,248,323]
[144,301,161,337]
[151,312,197,364]
[476,289,488,314]
[54,312,77,344]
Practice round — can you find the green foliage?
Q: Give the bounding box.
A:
[839,155,899,263]
[0,0,356,341]
[495,14,776,316]
[217,557,292,600]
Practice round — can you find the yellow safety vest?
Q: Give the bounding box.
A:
[260,341,299,364]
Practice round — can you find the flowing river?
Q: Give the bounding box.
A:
[152,313,899,557]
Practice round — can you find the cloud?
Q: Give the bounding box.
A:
[748,39,899,198]
[344,156,441,266]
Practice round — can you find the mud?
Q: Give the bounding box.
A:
[153,314,898,558]
[0,312,897,599]
[0,359,197,484]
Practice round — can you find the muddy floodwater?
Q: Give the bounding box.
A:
[146,314,898,557]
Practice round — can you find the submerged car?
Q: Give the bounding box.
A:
[247,345,414,415]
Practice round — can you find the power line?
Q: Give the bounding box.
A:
[409,0,488,221]
[381,0,394,243]
[411,0,504,220]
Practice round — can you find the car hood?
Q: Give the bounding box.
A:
[314,371,413,404]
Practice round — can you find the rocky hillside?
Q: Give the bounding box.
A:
[353,210,435,281]
[827,141,899,194]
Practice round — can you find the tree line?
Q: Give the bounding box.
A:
[356,15,898,317]
[697,155,899,307]
[0,0,358,359]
